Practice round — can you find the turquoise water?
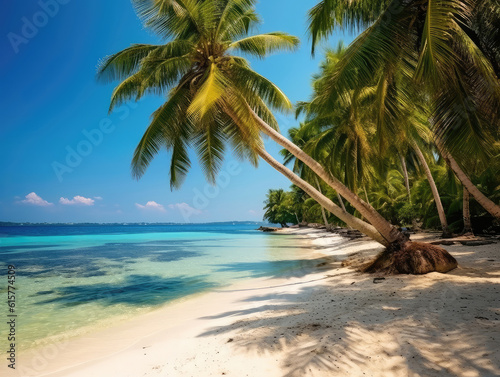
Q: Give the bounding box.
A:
[0,224,316,349]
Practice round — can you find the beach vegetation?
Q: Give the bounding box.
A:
[263,189,299,227]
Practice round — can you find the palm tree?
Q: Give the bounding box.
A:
[436,140,500,219]
[462,188,473,235]
[412,142,451,236]
[398,152,412,204]
[308,0,500,220]
[281,124,348,227]
[263,189,296,227]
[288,185,308,224]
[98,0,389,246]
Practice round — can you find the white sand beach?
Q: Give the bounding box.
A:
[18,229,500,377]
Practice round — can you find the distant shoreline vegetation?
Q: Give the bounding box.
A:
[0,221,269,227]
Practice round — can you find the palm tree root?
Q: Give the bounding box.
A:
[363,241,458,275]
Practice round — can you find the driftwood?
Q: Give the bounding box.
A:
[256,226,281,232]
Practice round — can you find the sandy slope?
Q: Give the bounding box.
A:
[16,229,500,377]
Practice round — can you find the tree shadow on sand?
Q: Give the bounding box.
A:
[212,256,340,279]
[196,266,500,377]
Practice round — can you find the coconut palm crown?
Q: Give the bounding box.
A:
[97,0,299,189]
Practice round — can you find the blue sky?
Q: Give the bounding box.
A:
[0,0,354,223]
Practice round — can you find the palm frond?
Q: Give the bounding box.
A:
[432,72,493,159]
[108,72,145,112]
[169,132,192,189]
[131,85,192,179]
[140,55,192,93]
[414,0,466,83]
[108,55,192,112]
[132,0,202,39]
[230,61,293,113]
[97,44,159,83]
[193,110,227,184]
[215,0,259,40]
[229,32,299,58]
[308,0,391,54]
[188,63,228,119]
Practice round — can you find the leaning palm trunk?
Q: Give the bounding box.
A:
[336,192,351,229]
[462,188,473,235]
[337,192,347,212]
[400,154,412,204]
[257,148,388,245]
[251,109,405,245]
[436,141,500,220]
[314,176,329,226]
[412,143,452,237]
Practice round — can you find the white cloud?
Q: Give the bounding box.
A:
[20,192,53,206]
[135,201,165,212]
[59,195,95,206]
[93,196,103,200]
[168,202,202,215]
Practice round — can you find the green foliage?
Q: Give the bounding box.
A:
[308,0,391,55]
[263,189,299,226]
[397,203,417,226]
[307,0,500,161]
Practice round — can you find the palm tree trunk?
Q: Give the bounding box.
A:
[412,143,451,237]
[251,109,405,245]
[400,154,411,204]
[462,188,473,235]
[337,192,352,229]
[337,192,347,212]
[364,185,371,206]
[257,148,388,246]
[314,176,329,226]
[436,141,500,220]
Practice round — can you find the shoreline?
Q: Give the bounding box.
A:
[17,228,335,376]
[11,226,318,353]
[16,227,500,377]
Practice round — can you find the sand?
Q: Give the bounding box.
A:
[15,229,500,377]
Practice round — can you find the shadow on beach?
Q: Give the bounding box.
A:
[196,245,500,377]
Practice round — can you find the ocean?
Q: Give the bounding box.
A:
[0,223,316,350]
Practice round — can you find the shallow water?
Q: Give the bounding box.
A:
[0,223,316,349]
